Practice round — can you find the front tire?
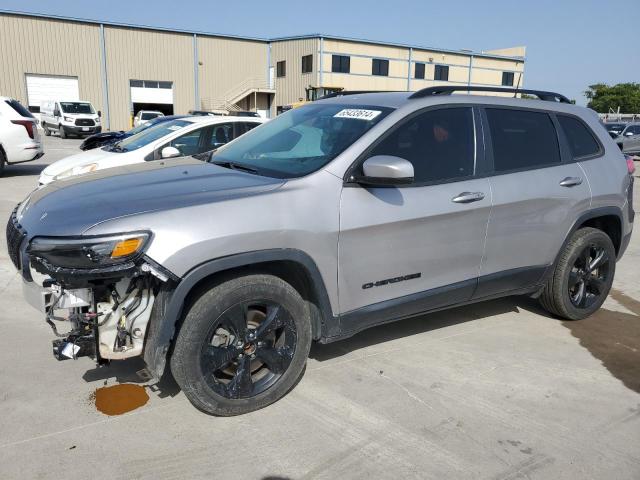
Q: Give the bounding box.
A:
[58,125,66,139]
[43,124,51,136]
[0,148,5,176]
[539,227,615,320]
[171,274,312,416]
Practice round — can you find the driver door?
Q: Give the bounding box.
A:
[338,107,491,323]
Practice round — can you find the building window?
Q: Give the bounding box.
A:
[301,55,313,74]
[434,65,449,81]
[414,62,425,79]
[331,55,350,73]
[130,80,144,87]
[502,71,515,86]
[276,61,286,78]
[372,58,389,76]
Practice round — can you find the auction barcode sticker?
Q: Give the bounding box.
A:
[334,109,382,120]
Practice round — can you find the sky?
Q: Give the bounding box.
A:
[1,0,638,105]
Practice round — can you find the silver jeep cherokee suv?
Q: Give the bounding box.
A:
[6,86,635,416]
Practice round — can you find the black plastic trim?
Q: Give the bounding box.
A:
[473,265,548,300]
[143,248,335,378]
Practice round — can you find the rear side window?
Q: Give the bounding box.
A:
[368,107,475,183]
[486,108,560,173]
[5,99,34,118]
[557,115,601,158]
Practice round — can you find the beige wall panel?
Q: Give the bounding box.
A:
[0,14,103,110]
[322,73,407,92]
[323,39,409,60]
[271,38,318,107]
[473,56,524,71]
[412,49,469,66]
[104,26,194,130]
[321,54,408,80]
[198,36,267,105]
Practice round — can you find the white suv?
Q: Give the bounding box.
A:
[133,110,164,127]
[0,97,43,176]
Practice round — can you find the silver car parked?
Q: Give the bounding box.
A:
[615,122,640,154]
[6,86,635,416]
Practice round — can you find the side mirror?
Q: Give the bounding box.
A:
[354,155,414,186]
[53,109,60,117]
[161,146,181,159]
[98,110,102,117]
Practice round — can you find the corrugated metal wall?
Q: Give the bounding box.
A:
[198,37,268,108]
[0,15,103,111]
[103,26,194,130]
[271,38,318,108]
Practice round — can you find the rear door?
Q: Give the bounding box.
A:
[476,107,591,298]
[338,106,492,320]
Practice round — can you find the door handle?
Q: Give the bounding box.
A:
[452,191,485,203]
[559,176,583,187]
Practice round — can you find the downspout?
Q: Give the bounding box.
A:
[99,24,111,130]
[407,47,412,91]
[467,54,473,87]
[319,37,324,87]
[193,34,199,110]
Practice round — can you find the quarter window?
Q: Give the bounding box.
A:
[414,62,425,79]
[276,61,286,77]
[372,59,389,76]
[486,108,561,173]
[434,65,449,81]
[367,107,475,183]
[557,115,600,158]
[331,55,350,73]
[502,72,515,86]
[301,55,313,74]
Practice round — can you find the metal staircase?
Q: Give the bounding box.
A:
[201,77,275,113]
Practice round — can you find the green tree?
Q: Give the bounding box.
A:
[584,83,640,113]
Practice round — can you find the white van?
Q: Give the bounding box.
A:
[40,100,102,138]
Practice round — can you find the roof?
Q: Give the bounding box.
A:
[0,9,525,62]
[315,91,585,115]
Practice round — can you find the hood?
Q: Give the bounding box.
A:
[41,148,116,178]
[18,157,284,237]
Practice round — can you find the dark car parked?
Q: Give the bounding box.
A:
[79,115,189,151]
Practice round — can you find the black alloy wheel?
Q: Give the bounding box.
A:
[200,300,297,399]
[568,243,612,309]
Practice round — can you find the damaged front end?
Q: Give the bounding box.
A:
[8,212,177,369]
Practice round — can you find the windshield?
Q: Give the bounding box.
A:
[211,103,393,178]
[108,119,191,152]
[141,112,162,120]
[60,102,94,114]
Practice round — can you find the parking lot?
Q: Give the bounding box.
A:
[0,136,638,479]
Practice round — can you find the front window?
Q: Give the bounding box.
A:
[60,102,94,114]
[211,103,393,178]
[107,119,191,152]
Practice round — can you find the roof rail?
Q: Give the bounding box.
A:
[408,86,572,104]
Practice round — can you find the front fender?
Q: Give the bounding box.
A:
[143,248,335,379]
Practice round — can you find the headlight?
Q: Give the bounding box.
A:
[28,232,150,269]
[54,163,99,180]
[64,116,74,122]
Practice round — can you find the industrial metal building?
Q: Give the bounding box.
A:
[0,10,526,131]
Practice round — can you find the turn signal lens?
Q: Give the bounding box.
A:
[111,238,143,258]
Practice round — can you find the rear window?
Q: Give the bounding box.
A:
[486,108,561,173]
[557,115,601,158]
[141,112,162,120]
[5,99,34,118]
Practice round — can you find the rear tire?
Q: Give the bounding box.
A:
[539,227,615,320]
[171,274,312,416]
[58,125,66,139]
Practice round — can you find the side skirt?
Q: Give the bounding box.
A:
[322,265,548,343]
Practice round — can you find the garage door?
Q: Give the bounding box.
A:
[25,74,79,113]
[130,80,173,104]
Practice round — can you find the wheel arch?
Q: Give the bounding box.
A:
[559,207,624,263]
[143,249,335,380]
